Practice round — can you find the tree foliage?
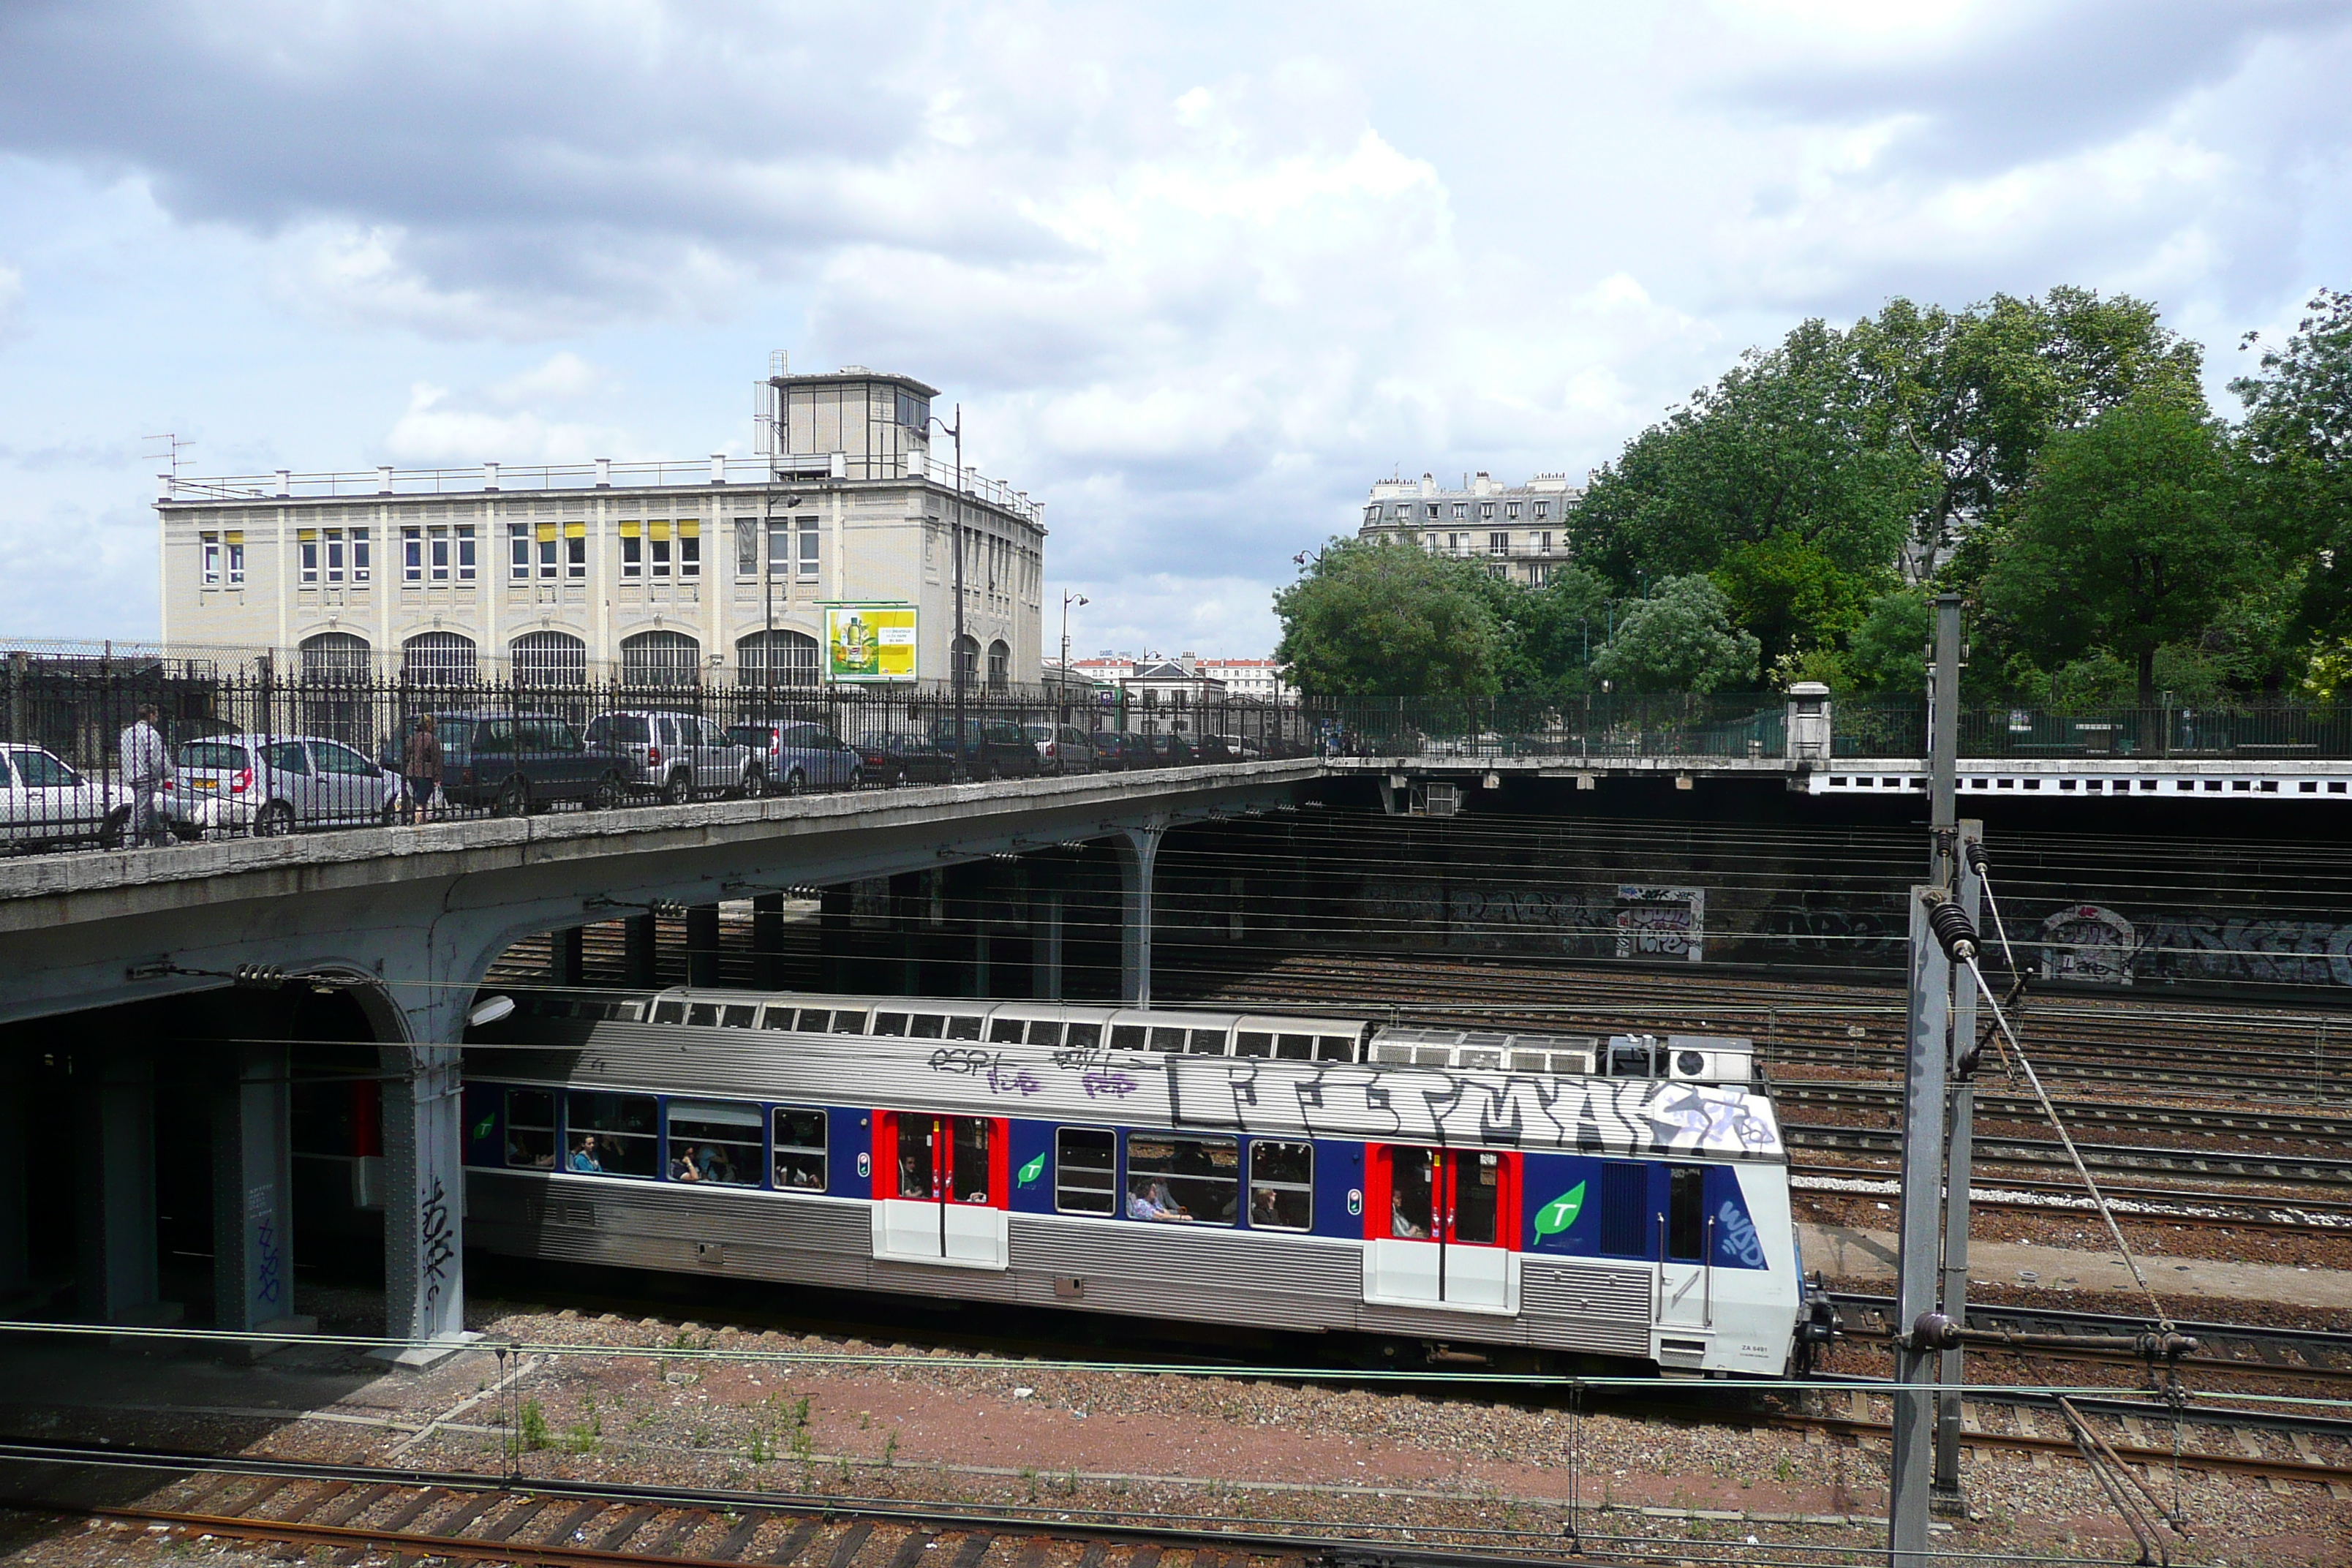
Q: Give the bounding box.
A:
[1273,539,1502,698]
[1587,576,1760,694]
[2231,288,2352,645]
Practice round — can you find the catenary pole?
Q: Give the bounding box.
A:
[1891,592,1964,1564]
[1935,818,1983,1505]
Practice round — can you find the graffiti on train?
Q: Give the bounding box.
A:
[2039,904,2352,987]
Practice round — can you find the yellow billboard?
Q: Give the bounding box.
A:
[824,603,919,682]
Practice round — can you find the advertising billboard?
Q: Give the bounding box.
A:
[823,603,919,682]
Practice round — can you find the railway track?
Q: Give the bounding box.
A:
[1790,1166,2352,1235]
[1782,1121,2352,1188]
[1774,1079,2352,1144]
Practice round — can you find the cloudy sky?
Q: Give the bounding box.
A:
[1,0,2348,658]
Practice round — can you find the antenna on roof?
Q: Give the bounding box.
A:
[144,433,189,478]
[768,349,789,377]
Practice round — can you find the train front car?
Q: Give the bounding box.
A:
[460,990,1805,1378]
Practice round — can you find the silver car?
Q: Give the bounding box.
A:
[1023,723,1097,775]
[171,733,399,836]
[0,744,122,849]
[584,710,758,802]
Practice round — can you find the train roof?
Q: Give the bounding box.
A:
[467,988,1785,1164]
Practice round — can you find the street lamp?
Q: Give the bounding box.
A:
[923,407,968,780]
[1060,591,1088,723]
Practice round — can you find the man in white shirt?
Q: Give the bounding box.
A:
[117,704,175,848]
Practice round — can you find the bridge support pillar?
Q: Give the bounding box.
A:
[1035,885,1063,1001]
[818,887,851,991]
[624,913,658,987]
[75,1049,176,1328]
[211,1039,308,1352]
[686,903,722,988]
[375,1042,470,1365]
[1116,818,1167,1007]
[550,925,584,987]
[752,894,787,990]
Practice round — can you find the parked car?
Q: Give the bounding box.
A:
[928,717,1044,780]
[853,731,957,788]
[1023,723,1098,775]
[589,711,757,802]
[428,713,618,814]
[724,720,863,794]
[1136,732,1195,767]
[1088,731,1141,771]
[172,733,400,835]
[1213,734,1266,761]
[0,743,132,849]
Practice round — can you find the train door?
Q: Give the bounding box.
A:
[870,1110,1009,1270]
[1362,1145,1520,1314]
[1657,1164,1711,1330]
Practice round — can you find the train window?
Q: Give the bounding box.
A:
[1235,1032,1273,1058]
[1125,1133,1238,1224]
[1028,1020,1065,1047]
[564,1091,659,1178]
[874,1012,910,1037]
[1278,1033,1313,1060]
[1667,1166,1706,1262]
[1599,1163,1648,1256]
[946,1016,984,1041]
[665,1098,760,1187]
[990,1018,1024,1044]
[1389,1147,1435,1237]
[1148,1027,1186,1053]
[785,1008,825,1030]
[1454,1151,1501,1245]
[1111,1025,1147,1050]
[1185,1030,1224,1055]
[652,1000,686,1025]
[909,1014,945,1040]
[612,1001,646,1022]
[505,1088,556,1169]
[949,1117,994,1205]
[1055,1128,1116,1215]
[721,1005,755,1028]
[1247,1140,1312,1230]
[687,1003,720,1027]
[894,1117,936,1199]
[761,1008,796,1030]
[831,1011,867,1034]
[1065,1022,1102,1049]
[772,1108,827,1191]
[1316,1036,1355,1062]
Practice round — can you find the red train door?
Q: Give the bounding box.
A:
[1363,1145,1520,1313]
[871,1110,1009,1269]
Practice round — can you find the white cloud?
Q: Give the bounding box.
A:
[385,378,638,465]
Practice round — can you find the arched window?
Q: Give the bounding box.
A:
[987,639,1011,691]
[620,630,701,689]
[737,630,820,688]
[299,631,371,684]
[511,630,588,687]
[953,635,979,687]
[402,631,477,686]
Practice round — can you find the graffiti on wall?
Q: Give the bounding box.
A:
[1615,886,1705,962]
[2040,903,2352,987]
[1364,882,1708,961]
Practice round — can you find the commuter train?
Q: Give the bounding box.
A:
[458,989,1832,1376]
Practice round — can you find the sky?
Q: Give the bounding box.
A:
[1,1,2348,660]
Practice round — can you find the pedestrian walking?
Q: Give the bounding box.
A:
[118,703,175,848]
[402,713,442,822]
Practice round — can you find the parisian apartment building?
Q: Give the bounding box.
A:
[1068,654,1294,706]
[1356,470,1584,586]
[154,364,1047,690]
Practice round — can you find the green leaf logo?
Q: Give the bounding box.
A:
[471,1112,497,1144]
[1534,1181,1587,1239]
[1017,1153,1046,1186]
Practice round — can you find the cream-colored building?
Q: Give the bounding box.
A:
[156,366,1046,689]
[1357,470,1582,587]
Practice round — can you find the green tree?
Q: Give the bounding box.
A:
[1979,385,2264,704]
[2231,287,2352,647]
[1482,564,1615,701]
[1842,589,1931,698]
[1273,538,1502,698]
[1588,575,1760,694]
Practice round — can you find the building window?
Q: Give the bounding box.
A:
[456,524,476,581]
[1506,502,1520,519]
[565,525,586,578]
[1488,563,1508,580]
[619,630,701,688]
[797,516,820,580]
[1451,502,1466,519]
[402,527,423,582]
[621,532,642,578]
[401,631,478,685]
[538,527,558,580]
[352,528,370,583]
[1534,500,1549,519]
[953,635,979,685]
[649,521,672,579]
[1363,505,1379,524]
[200,533,220,586]
[1422,534,1437,551]
[1537,531,1553,555]
[1529,562,1550,587]
[1480,502,1496,521]
[738,630,819,687]
[509,524,530,579]
[987,639,1010,690]
[325,530,345,583]
[1489,532,1509,556]
[511,630,587,686]
[679,522,700,579]
[300,534,320,584]
[300,631,371,682]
